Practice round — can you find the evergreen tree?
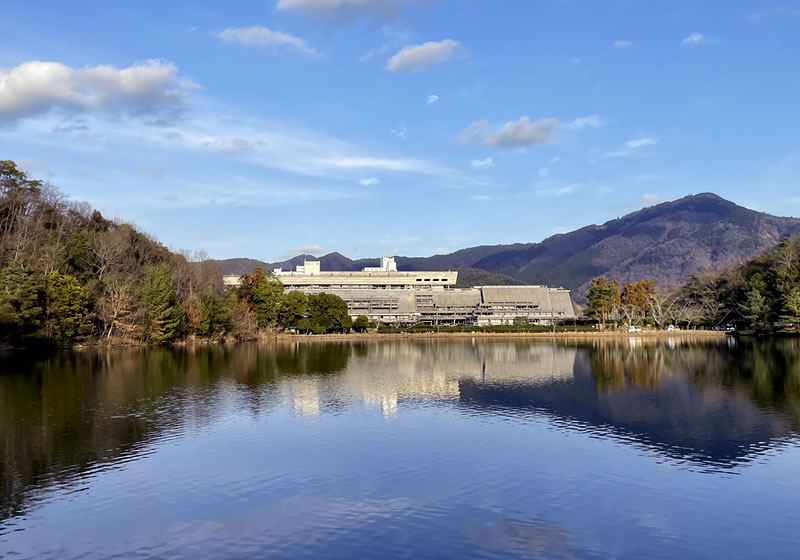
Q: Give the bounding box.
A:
[781,286,800,333]
[197,293,232,337]
[741,273,769,332]
[139,265,187,343]
[278,290,308,329]
[64,231,95,282]
[0,261,45,341]
[586,277,619,329]
[307,293,350,333]
[46,271,88,344]
[353,315,370,332]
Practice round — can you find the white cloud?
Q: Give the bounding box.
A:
[538,167,550,178]
[291,244,326,253]
[458,119,488,145]
[626,136,658,149]
[426,94,439,105]
[359,177,380,185]
[276,0,402,22]
[535,184,577,197]
[460,115,601,148]
[217,26,317,56]
[0,59,196,124]
[566,115,604,129]
[570,57,582,65]
[598,186,614,194]
[470,157,495,170]
[681,32,719,47]
[470,194,492,201]
[387,39,463,72]
[613,40,632,49]
[391,125,407,140]
[551,156,565,165]
[641,193,668,202]
[485,117,561,147]
[603,136,659,159]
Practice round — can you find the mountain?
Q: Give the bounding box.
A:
[452,267,524,288]
[214,193,800,301]
[464,193,800,299]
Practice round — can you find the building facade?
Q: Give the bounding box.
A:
[223,257,575,326]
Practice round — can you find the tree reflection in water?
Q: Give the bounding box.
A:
[2,337,800,527]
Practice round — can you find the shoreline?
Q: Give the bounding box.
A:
[0,330,739,353]
[268,330,730,342]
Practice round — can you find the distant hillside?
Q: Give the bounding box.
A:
[453,267,523,288]
[214,193,800,303]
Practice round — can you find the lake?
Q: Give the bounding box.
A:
[2,337,800,559]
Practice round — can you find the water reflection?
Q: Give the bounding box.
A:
[2,337,800,555]
[459,338,800,469]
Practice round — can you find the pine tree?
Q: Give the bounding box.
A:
[139,265,187,343]
[781,286,800,333]
[197,293,231,337]
[0,261,46,342]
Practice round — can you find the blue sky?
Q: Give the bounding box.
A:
[2,1,799,262]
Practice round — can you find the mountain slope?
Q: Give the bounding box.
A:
[215,193,800,302]
[464,193,800,299]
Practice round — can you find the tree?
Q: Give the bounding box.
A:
[0,161,43,261]
[97,274,136,340]
[781,286,800,333]
[646,291,676,330]
[353,315,370,333]
[228,297,258,341]
[740,273,770,332]
[239,267,284,328]
[139,265,187,343]
[64,231,95,282]
[307,293,350,333]
[46,271,88,344]
[278,290,308,329]
[0,261,45,341]
[586,277,620,329]
[296,317,312,334]
[342,315,353,332]
[197,293,232,338]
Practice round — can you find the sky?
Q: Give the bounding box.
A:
[2,1,799,262]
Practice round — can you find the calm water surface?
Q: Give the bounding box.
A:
[2,337,800,559]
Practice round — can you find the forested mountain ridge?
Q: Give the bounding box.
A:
[218,194,800,300]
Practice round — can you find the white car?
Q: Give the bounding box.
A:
[627,326,642,333]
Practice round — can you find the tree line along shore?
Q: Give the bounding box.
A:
[1,160,798,350]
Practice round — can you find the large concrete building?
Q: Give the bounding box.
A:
[223,257,575,326]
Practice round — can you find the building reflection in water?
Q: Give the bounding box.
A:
[2,337,800,525]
